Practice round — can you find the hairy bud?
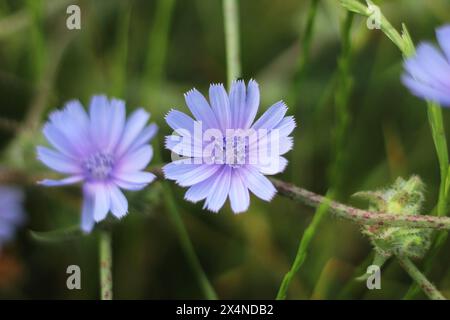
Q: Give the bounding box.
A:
[354,176,432,259]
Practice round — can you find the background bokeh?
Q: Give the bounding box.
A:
[0,0,449,299]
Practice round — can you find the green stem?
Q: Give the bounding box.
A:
[276,190,333,299]
[153,142,217,299]
[397,255,446,300]
[277,12,354,300]
[143,0,176,96]
[223,0,241,87]
[162,183,218,300]
[99,230,113,300]
[329,12,353,191]
[427,104,449,217]
[289,0,320,106]
[140,0,216,300]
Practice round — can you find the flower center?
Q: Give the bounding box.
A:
[82,152,114,180]
[210,136,248,168]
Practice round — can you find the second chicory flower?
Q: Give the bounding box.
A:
[37,95,158,233]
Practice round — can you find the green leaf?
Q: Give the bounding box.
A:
[29,225,84,243]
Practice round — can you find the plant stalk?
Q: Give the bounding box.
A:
[99,230,113,300]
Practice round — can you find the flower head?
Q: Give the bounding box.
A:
[354,176,431,259]
[0,186,26,251]
[402,25,450,106]
[37,95,158,233]
[163,80,295,213]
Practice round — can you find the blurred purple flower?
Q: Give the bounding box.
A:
[163,80,295,213]
[37,95,158,233]
[402,25,450,106]
[0,186,25,251]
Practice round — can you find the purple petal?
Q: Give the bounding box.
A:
[0,187,24,204]
[279,137,294,155]
[87,183,110,222]
[229,80,246,128]
[105,98,126,151]
[184,171,221,203]
[128,123,158,153]
[204,166,232,212]
[0,223,14,240]
[185,89,219,129]
[402,75,450,106]
[80,191,95,233]
[64,99,90,130]
[0,187,25,226]
[252,101,287,130]
[275,116,296,137]
[255,156,288,175]
[240,166,276,201]
[49,101,92,155]
[165,135,203,158]
[414,43,450,89]
[436,24,450,62]
[38,175,84,186]
[116,145,153,173]
[0,205,24,224]
[229,169,250,213]
[248,129,289,165]
[163,162,221,187]
[403,58,442,91]
[89,95,110,149]
[113,171,156,186]
[43,123,80,158]
[166,109,197,133]
[108,184,128,218]
[209,83,231,130]
[37,146,81,174]
[114,180,148,191]
[115,108,150,157]
[163,160,194,179]
[242,79,260,129]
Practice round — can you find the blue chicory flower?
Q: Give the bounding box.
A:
[37,95,158,232]
[402,25,450,106]
[0,186,25,251]
[163,80,296,213]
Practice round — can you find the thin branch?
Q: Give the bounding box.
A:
[271,178,450,231]
[396,255,446,300]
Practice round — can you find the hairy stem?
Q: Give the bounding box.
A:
[397,255,446,300]
[271,178,450,230]
[223,0,241,87]
[99,230,113,300]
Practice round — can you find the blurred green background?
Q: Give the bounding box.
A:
[0,0,449,299]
